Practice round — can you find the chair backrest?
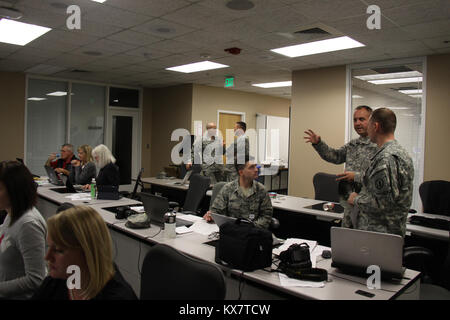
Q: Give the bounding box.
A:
[209,182,227,210]
[419,180,450,215]
[140,244,226,300]
[130,168,144,199]
[313,172,340,202]
[183,174,211,213]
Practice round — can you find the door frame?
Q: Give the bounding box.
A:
[217,110,246,138]
[106,107,142,189]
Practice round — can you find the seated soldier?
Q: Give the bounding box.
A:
[204,156,273,229]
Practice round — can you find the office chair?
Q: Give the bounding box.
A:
[181,174,211,215]
[140,244,226,300]
[120,168,145,200]
[313,172,340,203]
[209,182,227,210]
[419,180,450,215]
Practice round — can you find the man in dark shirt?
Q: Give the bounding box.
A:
[45,144,77,176]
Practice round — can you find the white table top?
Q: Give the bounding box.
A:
[141,177,190,191]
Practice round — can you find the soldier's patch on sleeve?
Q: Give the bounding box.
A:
[372,169,390,194]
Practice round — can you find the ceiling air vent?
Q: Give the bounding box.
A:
[294,27,330,35]
[372,66,412,74]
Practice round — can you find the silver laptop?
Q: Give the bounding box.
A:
[44,165,64,186]
[331,227,405,279]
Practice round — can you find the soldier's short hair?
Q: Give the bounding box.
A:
[370,108,397,134]
[236,121,247,132]
[355,105,373,114]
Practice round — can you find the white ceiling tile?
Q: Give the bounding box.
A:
[421,36,450,50]
[291,0,368,22]
[83,4,152,28]
[61,20,124,38]
[382,0,450,27]
[79,39,138,54]
[147,39,202,54]
[107,30,163,46]
[131,18,197,39]
[106,0,190,17]
[402,20,450,39]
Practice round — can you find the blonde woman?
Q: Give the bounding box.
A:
[70,145,96,185]
[32,206,136,300]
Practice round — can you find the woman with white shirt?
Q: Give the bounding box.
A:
[0,161,47,299]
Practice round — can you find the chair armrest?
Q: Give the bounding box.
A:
[404,246,434,260]
[270,217,280,230]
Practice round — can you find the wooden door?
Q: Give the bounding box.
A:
[219,113,242,164]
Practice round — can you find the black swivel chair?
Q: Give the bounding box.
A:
[140,244,226,300]
[313,172,340,202]
[170,174,211,216]
[419,180,450,215]
[120,168,146,201]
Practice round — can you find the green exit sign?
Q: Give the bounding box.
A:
[224,77,234,88]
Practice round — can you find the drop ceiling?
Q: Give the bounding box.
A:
[0,0,449,98]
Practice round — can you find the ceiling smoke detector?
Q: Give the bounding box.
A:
[0,6,23,19]
[226,0,254,11]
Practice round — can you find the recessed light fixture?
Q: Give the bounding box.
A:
[398,89,422,94]
[46,91,67,96]
[368,77,423,85]
[389,107,411,110]
[355,71,422,81]
[91,0,108,3]
[352,95,364,99]
[166,61,229,73]
[252,81,292,88]
[271,36,364,58]
[409,94,422,98]
[0,19,51,46]
[27,97,47,101]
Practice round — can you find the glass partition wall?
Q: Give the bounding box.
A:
[348,58,425,211]
[26,78,141,181]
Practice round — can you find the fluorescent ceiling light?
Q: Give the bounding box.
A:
[409,94,422,98]
[91,0,107,3]
[0,19,51,46]
[46,91,67,96]
[166,61,229,73]
[368,77,422,85]
[352,95,364,99]
[399,89,422,94]
[389,107,411,110]
[355,71,422,81]
[252,81,292,88]
[27,97,47,101]
[271,36,364,58]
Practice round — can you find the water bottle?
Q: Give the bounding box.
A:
[164,211,176,239]
[90,178,96,199]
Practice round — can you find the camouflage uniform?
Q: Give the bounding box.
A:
[353,140,414,237]
[211,179,273,229]
[223,135,250,182]
[191,137,224,184]
[312,136,378,228]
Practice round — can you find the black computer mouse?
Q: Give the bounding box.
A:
[321,250,332,259]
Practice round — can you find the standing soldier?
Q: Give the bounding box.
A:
[348,108,414,237]
[224,121,250,182]
[186,122,224,184]
[304,105,378,228]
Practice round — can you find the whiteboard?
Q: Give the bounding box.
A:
[256,114,289,168]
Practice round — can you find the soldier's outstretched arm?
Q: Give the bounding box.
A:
[305,129,348,164]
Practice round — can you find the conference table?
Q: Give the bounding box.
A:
[36,178,421,300]
[140,177,450,242]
